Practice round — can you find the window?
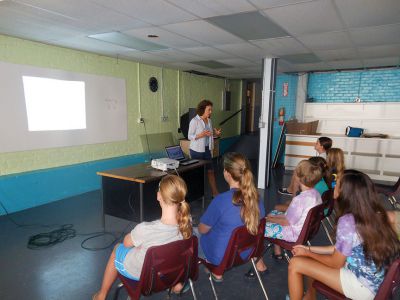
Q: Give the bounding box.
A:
[22,76,86,131]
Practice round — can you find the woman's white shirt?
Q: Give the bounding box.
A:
[188,115,214,152]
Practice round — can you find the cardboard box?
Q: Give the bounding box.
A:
[285,120,319,135]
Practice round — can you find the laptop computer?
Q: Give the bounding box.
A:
[165,145,199,166]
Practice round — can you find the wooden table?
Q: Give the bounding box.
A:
[97,160,208,224]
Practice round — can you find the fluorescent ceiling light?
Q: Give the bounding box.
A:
[88,32,168,51]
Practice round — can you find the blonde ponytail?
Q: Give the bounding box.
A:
[224,153,260,235]
[177,201,192,239]
[159,175,193,239]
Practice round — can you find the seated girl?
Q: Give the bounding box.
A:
[256,160,322,268]
[197,152,265,281]
[279,136,332,196]
[275,156,328,212]
[93,175,192,300]
[288,170,400,300]
[326,147,345,188]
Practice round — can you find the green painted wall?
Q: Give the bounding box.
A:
[0,34,242,176]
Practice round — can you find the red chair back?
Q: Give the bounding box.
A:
[313,258,400,300]
[118,236,198,300]
[200,218,266,276]
[321,189,334,218]
[375,258,400,300]
[375,177,400,196]
[294,203,326,245]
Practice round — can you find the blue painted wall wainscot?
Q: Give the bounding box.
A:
[0,138,238,215]
[272,74,298,163]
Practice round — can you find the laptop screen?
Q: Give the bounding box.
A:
[165,145,185,160]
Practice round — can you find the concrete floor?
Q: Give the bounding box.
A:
[0,162,333,300]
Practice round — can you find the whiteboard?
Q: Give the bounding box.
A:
[0,61,127,153]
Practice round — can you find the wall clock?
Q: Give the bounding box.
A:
[149,77,158,92]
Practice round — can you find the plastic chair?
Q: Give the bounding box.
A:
[113,236,199,300]
[321,189,335,245]
[375,177,400,209]
[312,258,400,300]
[264,203,326,263]
[198,218,268,300]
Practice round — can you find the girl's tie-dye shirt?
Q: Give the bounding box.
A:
[335,214,385,294]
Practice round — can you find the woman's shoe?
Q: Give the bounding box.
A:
[244,268,269,279]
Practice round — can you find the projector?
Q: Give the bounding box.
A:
[151,158,180,171]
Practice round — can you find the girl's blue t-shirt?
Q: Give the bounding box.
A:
[200,189,265,265]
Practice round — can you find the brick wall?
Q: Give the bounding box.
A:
[308,68,400,102]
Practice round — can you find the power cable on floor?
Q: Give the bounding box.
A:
[0,198,135,251]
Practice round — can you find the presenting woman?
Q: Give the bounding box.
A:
[188,99,221,197]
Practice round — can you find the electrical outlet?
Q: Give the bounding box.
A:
[161,116,168,122]
[137,117,144,123]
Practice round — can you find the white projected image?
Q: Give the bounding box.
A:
[23,76,86,131]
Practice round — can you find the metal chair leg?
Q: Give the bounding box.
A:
[321,220,334,245]
[113,282,124,300]
[325,215,334,229]
[189,279,197,300]
[283,249,291,263]
[208,273,218,300]
[389,196,400,209]
[251,258,269,300]
[245,243,272,276]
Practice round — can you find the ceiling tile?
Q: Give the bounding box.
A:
[251,36,309,56]
[88,32,168,51]
[167,0,254,18]
[276,60,298,73]
[280,53,321,64]
[314,48,358,61]
[147,49,202,62]
[358,44,400,59]
[123,26,201,48]
[212,67,259,76]
[54,36,133,55]
[162,20,244,45]
[189,60,233,69]
[297,31,352,51]
[92,0,197,26]
[217,58,258,67]
[180,46,235,60]
[335,0,400,28]
[293,62,333,72]
[262,0,345,36]
[13,0,149,32]
[118,50,168,63]
[249,0,315,9]
[349,24,400,47]
[0,1,90,42]
[327,59,364,69]
[206,11,288,40]
[214,43,267,60]
[363,57,400,68]
[164,61,206,71]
